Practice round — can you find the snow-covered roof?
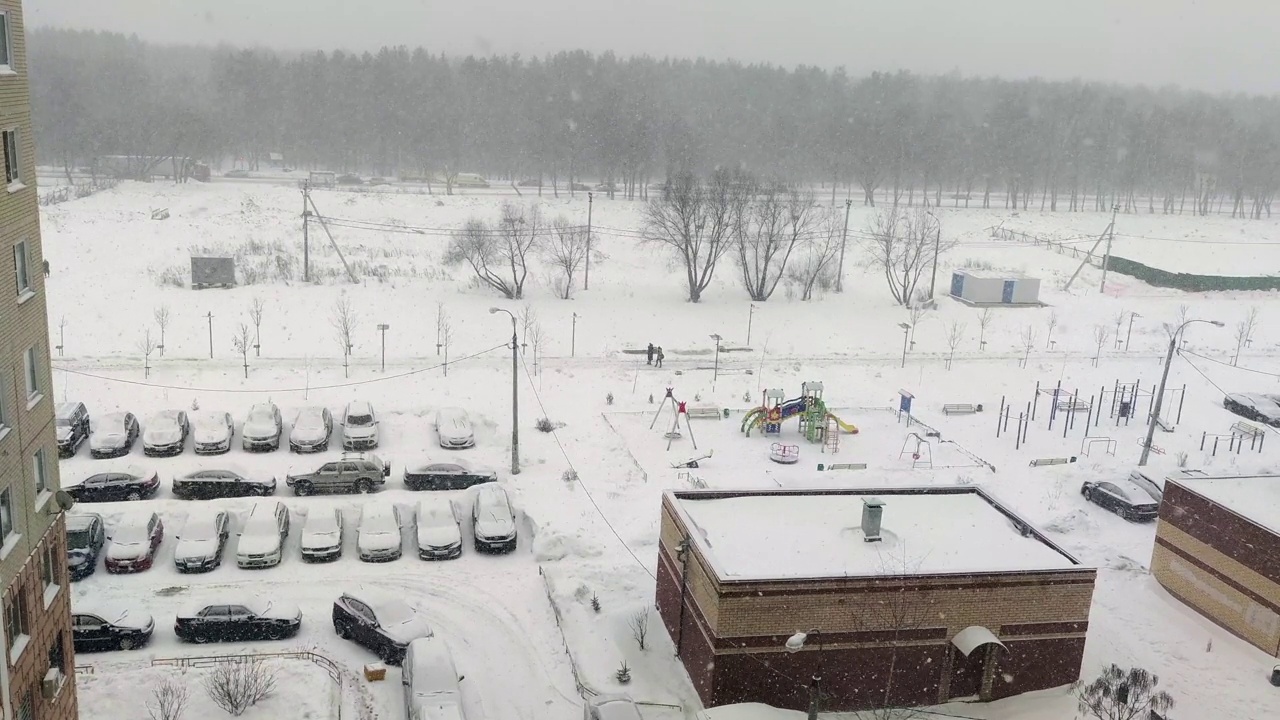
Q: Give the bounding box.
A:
[670,488,1080,581]
[956,269,1035,281]
[1170,472,1280,535]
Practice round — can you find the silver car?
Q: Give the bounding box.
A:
[290,406,333,453]
[173,510,230,572]
[192,411,235,455]
[301,507,344,562]
[242,403,283,452]
[434,407,475,449]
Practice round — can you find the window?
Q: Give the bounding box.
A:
[5,588,28,655]
[23,345,38,400]
[32,447,48,497]
[0,12,10,70]
[14,692,31,720]
[47,634,65,677]
[13,240,29,296]
[39,540,59,605]
[2,129,18,186]
[0,374,8,432]
[0,487,12,545]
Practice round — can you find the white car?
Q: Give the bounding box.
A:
[357,503,404,562]
[435,407,475,449]
[415,497,462,560]
[301,507,344,562]
[584,695,644,720]
[341,401,380,450]
[192,411,235,455]
[290,406,333,453]
[173,510,230,572]
[142,409,189,456]
[236,502,290,568]
[471,483,516,553]
[242,403,283,452]
[403,636,466,720]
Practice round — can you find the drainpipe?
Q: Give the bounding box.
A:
[675,539,691,657]
[0,597,12,720]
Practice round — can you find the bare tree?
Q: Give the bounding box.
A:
[1019,325,1038,368]
[1167,303,1192,340]
[1075,665,1174,720]
[1093,325,1111,367]
[137,328,157,378]
[330,296,358,378]
[231,323,252,378]
[907,303,928,345]
[1233,306,1260,365]
[977,308,994,350]
[439,310,454,377]
[519,303,538,348]
[1112,310,1126,349]
[865,207,953,306]
[203,659,277,717]
[628,609,650,651]
[1045,310,1058,349]
[643,169,748,303]
[543,216,590,299]
[784,208,843,301]
[248,296,265,357]
[851,548,935,720]
[147,677,190,720]
[945,321,965,370]
[153,305,170,356]
[735,182,817,301]
[445,203,543,299]
[527,320,548,376]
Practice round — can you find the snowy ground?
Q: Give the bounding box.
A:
[44,181,1280,720]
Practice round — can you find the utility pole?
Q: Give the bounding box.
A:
[1063,203,1119,292]
[836,199,851,293]
[1099,203,1119,293]
[490,308,520,475]
[710,334,723,389]
[206,312,214,359]
[929,214,942,298]
[571,313,578,358]
[584,192,594,291]
[377,323,390,372]
[1125,312,1141,352]
[302,182,311,283]
[747,304,756,346]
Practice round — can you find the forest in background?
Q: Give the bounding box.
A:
[26,28,1280,216]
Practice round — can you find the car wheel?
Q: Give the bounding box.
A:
[194,635,210,644]
[335,622,350,639]
[294,483,313,497]
[356,479,373,494]
[119,637,136,651]
[126,491,142,502]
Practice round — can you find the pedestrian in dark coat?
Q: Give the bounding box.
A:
[647,343,655,365]
[655,346,665,368]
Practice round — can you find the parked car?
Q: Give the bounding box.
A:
[584,695,643,720]
[286,453,390,496]
[72,606,154,652]
[592,182,618,193]
[1081,478,1160,522]
[337,173,364,185]
[192,411,235,455]
[173,467,276,500]
[404,460,496,491]
[1223,393,1280,427]
[415,497,462,560]
[290,406,333,452]
[358,503,405,562]
[105,513,164,573]
[66,467,160,503]
[402,636,465,720]
[1127,470,1166,504]
[471,483,517,553]
[174,510,231,572]
[241,403,283,451]
[90,412,140,459]
[333,592,432,665]
[435,407,475,449]
[301,507,345,562]
[236,502,291,569]
[453,172,489,188]
[142,409,190,456]
[224,169,251,178]
[66,512,106,581]
[55,402,91,458]
[341,401,380,450]
[369,177,391,186]
[569,182,591,191]
[175,600,302,643]
[516,178,542,187]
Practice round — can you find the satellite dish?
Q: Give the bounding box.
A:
[53,490,75,512]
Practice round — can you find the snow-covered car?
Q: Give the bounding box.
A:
[224,169,251,178]
[1127,471,1166,504]
[341,401,380,450]
[66,512,106,580]
[301,507,344,562]
[72,605,155,652]
[404,459,496,491]
[90,412,140,459]
[357,502,404,562]
[434,407,475,449]
[290,406,333,453]
[471,483,516,553]
[584,695,643,720]
[415,497,462,560]
[142,409,190,456]
[105,513,164,573]
[403,636,465,720]
[192,411,235,454]
[55,402,91,457]
[173,510,231,572]
[1223,393,1280,428]
[172,467,276,500]
[175,600,302,643]
[236,502,290,568]
[286,453,389,496]
[66,467,160,503]
[242,402,283,451]
[1081,477,1159,522]
[333,592,433,665]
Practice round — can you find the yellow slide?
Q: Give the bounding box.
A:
[827,413,859,434]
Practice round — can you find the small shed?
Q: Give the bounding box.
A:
[950,270,1040,306]
[191,256,236,289]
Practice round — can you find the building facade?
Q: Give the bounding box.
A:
[1152,472,1280,656]
[655,488,1095,713]
[0,1,77,718]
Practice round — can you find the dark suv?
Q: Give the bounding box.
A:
[285,453,390,496]
[66,513,107,580]
[55,402,91,458]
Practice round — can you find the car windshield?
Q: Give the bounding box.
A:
[93,415,125,433]
[244,516,276,534]
[247,408,274,424]
[184,517,219,539]
[66,529,92,548]
[307,515,338,533]
[374,600,415,628]
[55,416,72,427]
[347,413,373,426]
[195,413,226,429]
[114,523,150,545]
[296,410,323,428]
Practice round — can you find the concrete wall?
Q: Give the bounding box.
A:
[958,274,1004,304]
[1010,278,1041,304]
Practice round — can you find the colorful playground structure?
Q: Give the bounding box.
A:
[740,382,859,450]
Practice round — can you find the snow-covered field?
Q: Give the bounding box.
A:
[45,181,1280,719]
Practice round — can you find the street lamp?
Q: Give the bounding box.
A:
[489,307,521,475]
[784,629,822,720]
[1125,312,1140,352]
[377,323,390,372]
[571,313,579,358]
[747,304,757,346]
[898,322,912,368]
[1139,318,1224,466]
[710,334,723,389]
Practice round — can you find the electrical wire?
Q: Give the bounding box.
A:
[1180,349,1280,379]
[1177,350,1233,399]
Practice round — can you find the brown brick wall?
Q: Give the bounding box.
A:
[4,515,77,720]
[0,0,31,110]
[1161,480,1280,583]
[990,636,1087,700]
[1151,541,1280,655]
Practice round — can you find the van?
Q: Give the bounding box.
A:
[402,636,466,720]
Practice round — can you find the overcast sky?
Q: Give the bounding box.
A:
[24,0,1280,94]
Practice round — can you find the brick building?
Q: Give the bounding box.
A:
[0,1,78,718]
[1152,471,1280,655]
[655,487,1095,712]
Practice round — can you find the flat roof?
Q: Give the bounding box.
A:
[1171,473,1280,535]
[670,488,1080,581]
[957,269,1035,281]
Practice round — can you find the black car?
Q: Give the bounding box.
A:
[66,513,107,580]
[403,460,498,491]
[1223,393,1280,428]
[332,592,433,665]
[172,468,276,500]
[175,601,303,644]
[1081,478,1160,522]
[66,469,160,503]
[55,402,91,458]
[72,607,155,652]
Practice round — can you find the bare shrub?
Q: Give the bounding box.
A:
[231,323,252,378]
[784,208,843,301]
[543,217,589,299]
[138,328,158,378]
[1019,325,1038,368]
[945,321,965,370]
[330,295,358,378]
[1074,664,1174,720]
[147,677,190,720]
[628,609,650,650]
[1233,306,1259,365]
[203,659,277,716]
[977,308,994,349]
[248,297,265,357]
[1092,325,1111,367]
[445,203,543,299]
[154,305,171,356]
[536,417,555,433]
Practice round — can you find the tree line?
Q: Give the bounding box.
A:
[27,28,1280,216]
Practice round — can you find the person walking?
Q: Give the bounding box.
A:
[646,343,655,365]
[655,346,665,368]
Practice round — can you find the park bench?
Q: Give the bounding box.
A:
[686,407,723,420]
[1029,456,1077,467]
[942,403,979,416]
[820,463,868,471]
[1056,398,1090,412]
[1231,420,1265,439]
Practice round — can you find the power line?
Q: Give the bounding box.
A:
[1181,349,1280,379]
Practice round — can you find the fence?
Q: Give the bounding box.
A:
[38,178,119,206]
[1105,255,1280,293]
[990,227,1101,266]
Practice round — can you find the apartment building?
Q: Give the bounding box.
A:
[0,1,77,718]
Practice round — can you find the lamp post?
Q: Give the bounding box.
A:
[206,312,214,359]
[747,304,757,346]
[898,322,912,368]
[927,210,941,298]
[377,323,390,372]
[710,334,723,389]
[571,313,579,358]
[585,192,594,290]
[1125,312,1140,352]
[490,307,521,475]
[785,630,823,720]
[1139,318,1223,466]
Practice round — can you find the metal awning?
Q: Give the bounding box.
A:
[951,626,1007,657]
